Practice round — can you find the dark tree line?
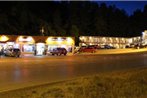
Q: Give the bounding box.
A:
[0,1,146,38]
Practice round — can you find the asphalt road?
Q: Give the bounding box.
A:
[0,52,147,92]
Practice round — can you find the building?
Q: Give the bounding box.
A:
[79,36,141,48]
[0,35,75,56]
[141,30,147,45]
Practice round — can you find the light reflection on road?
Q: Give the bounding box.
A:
[0,53,147,92]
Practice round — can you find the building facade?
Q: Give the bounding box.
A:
[0,35,75,56]
[79,36,141,48]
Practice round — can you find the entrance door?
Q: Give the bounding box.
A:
[36,43,45,55]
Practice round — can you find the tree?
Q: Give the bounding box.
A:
[129,9,143,36]
[70,25,79,45]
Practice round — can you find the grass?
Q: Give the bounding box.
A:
[0,67,147,98]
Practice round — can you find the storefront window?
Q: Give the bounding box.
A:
[22,44,34,52]
[36,43,45,55]
[13,44,19,48]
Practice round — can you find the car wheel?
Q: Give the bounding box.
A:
[64,53,67,56]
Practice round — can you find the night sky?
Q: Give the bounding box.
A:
[96,1,147,16]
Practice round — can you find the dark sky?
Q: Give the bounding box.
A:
[96,1,147,16]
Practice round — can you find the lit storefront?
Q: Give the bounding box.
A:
[16,36,35,53]
[0,35,18,50]
[35,43,46,55]
[33,36,48,56]
[0,35,9,50]
[46,37,75,53]
[0,35,75,55]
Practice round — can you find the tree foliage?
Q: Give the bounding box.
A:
[0,1,146,37]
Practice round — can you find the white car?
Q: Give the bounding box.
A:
[4,48,21,57]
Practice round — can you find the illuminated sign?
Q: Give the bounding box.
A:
[47,37,67,41]
[46,37,74,45]
[0,35,9,42]
[18,36,34,42]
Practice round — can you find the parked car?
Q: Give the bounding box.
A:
[87,45,101,49]
[4,48,21,57]
[101,45,116,49]
[79,47,96,53]
[134,44,147,49]
[50,48,67,56]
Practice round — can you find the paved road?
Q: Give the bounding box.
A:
[0,52,147,92]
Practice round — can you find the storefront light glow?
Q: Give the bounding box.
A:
[67,38,73,43]
[61,45,66,47]
[36,43,45,46]
[7,42,14,45]
[46,37,52,43]
[142,32,144,35]
[0,35,9,42]
[27,37,33,41]
[18,36,34,42]
[57,37,62,41]
[128,39,132,43]
[14,44,19,48]
[82,36,85,40]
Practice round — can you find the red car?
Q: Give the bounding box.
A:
[79,47,96,53]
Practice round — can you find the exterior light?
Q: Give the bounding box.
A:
[18,36,34,42]
[102,37,106,42]
[80,36,85,40]
[7,42,14,45]
[67,37,72,41]
[110,38,112,42]
[36,43,45,46]
[142,32,144,35]
[17,36,35,44]
[46,37,53,44]
[0,35,9,42]
[67,37,73,44]
[128,39,132,43]
[27,37,33,42]
[57,37,62,41]
[47,37,52,41]
[82,36,85,39]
